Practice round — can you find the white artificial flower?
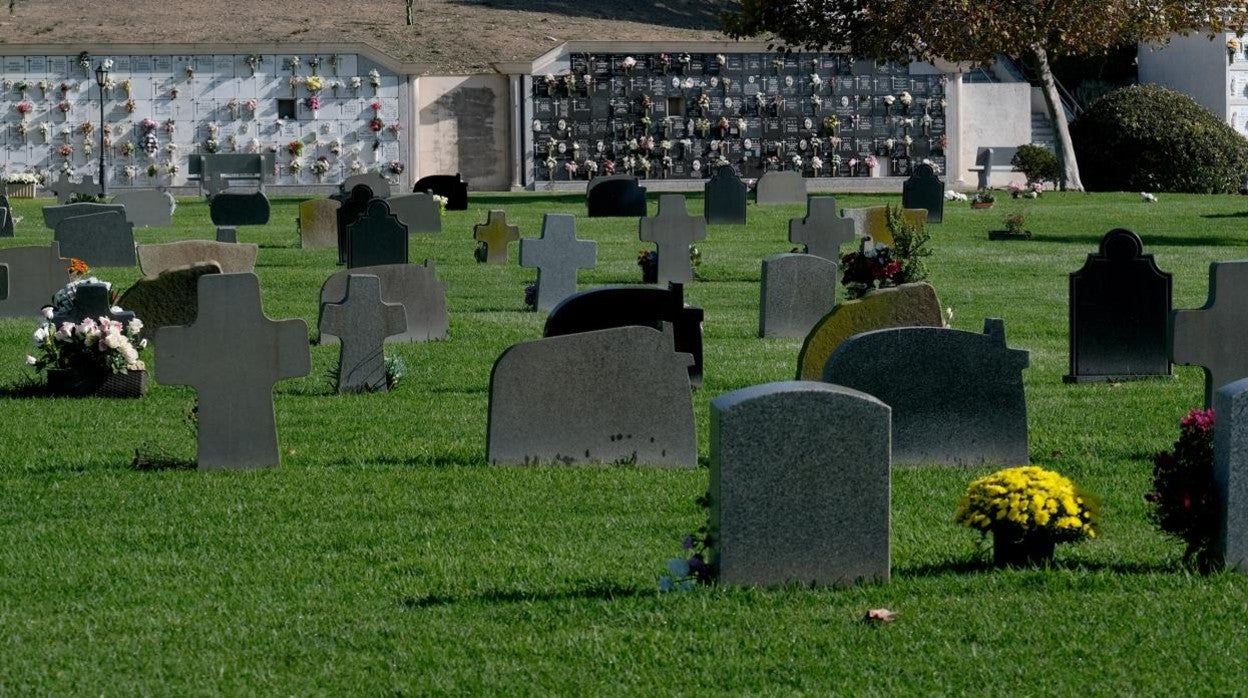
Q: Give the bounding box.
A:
[40,306,53,319]
[25,355,36,365]
[128,318,143,334]
[32,326,48,343]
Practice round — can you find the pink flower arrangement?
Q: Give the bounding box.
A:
[304,95,322,111]
[15,102,32,116]
[370,100,383,113]
[246,99,258,114]
[139,118,158,132]
[56,101,71,113]
[57,143,73,157]
[386,123,402,136]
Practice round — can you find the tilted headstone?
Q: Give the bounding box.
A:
[0,244,69,318]
[839,206,928,247]
[385,193,441,234]
[788,196,855,262]
[1172,261,1248,407]
[318,261,448,345]
[1066,229,1172,383]
[47,171,101,204]
[823,318,1030,466]
[545,283,704,386]
[412,173,468,210]
[487,324,696,467]
[156,273,311,470]
[1215,378,1248,573]
[586,174,648,218]
[797,282,944,380]
[209,191,271,227]
[520,214,597,312]
[298,199,342,248]
[710,381,891,587]
[473,209,520,264]
[347,199,409,269]
[0,194,13,238]
[337,184,377,264]
[138,240,258,276]
[116,262,222,344]
[901,163,945,223]
[339,173,391,200]
[53,211,137,267]
[703,164,747,225]
[319,274,407,393]
[754,170,806,205]
[638,195,706,285]
[42,202,126,230]
[112,189,175,228]
[49,281,136,328]
[759,253,839,338]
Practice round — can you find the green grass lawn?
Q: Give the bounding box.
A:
[2,190,1247,693]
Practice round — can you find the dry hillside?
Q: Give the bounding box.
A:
[0,0,736,73]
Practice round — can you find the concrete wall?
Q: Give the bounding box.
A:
[954,81,1032,188]
[1140,33,1242,135]
[416,75,510,191]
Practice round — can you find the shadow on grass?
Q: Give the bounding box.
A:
[399,582,646,609]
[898,557,1177,578]
[1201,211,1248,219]
[0,379,53,399]
[1029,234,1244,248]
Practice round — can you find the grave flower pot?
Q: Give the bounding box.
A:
[971,201,994,210]
[988,230,1033,241]
[7,182,36,198]
[992,530,1055,568]
[46,368,148,398]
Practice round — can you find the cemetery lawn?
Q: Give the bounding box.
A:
[3,191,1248,693]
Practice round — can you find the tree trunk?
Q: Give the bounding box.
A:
[405,0,413,25]
[1031,45,1083,191]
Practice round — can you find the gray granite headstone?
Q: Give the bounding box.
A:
[487,324,696,467]
[298,199,341,248]
[49,281,135,328]
[473,210,520,264]
[215,226,238,243]
[520,214,597,312]
[318,261,448,345]
[1216,378,1248,573]
[340,173,391,199]
[53,211,136,267]
[42,202,126,230]
[0,194,13,238]
[1172,261,1248,407]
[710,380,891,587]
[137,240,258,276]
[347,199,409,269]
[209,191,271,226]
[0,244,68,318]
[902,163,945,223]
[319,274,407,393]
[823,318,1030,466]
[788,196,856,262]
[116,262,222,344]
[385,193,442,234]
[112,189,174,228]
[759,253,839,338]
[47,172,101,204]
[703,164,747,225]
[638,195,706,285]
[156,273,310,471]
[754,170,806,205]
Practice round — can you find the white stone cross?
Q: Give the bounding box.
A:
[520,214,597,312]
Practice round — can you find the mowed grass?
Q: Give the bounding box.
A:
[2,190,1248,693]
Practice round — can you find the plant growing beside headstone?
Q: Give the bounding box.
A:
[840,205,930,299]
[1145,408,1219,572]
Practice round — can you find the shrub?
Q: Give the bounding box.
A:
[1070,85,1248,193]
[1010,144,1061,185]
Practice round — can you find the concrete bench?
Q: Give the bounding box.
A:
[966,147,1020,189]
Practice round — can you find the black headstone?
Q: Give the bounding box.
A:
[544,282,704,386]
[901,163,944,224]
[208,191,271,227]
[586,175,648,218]
[412,173,468,211]
[346,199,409,269]
[1065,229,1173,383]
[50,281,136,328]
[0,194,12,238]
[337,184,377,265]
[703,165,747,225]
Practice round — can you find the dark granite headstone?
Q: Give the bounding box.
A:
[703,165,747,225]
[339,173,391,200]
[586,174,648,218]
[209,191,271,227]
[346,199,409,269]
[337,184,376,264]
[545,282,704,386]
[1065,229,1172,383]
[42,202,127,230]
[901,163,944,223]
[386,193,441,234]
[49,281,136,328]
[0,194,13,238]
[0,244,68,318]
[1172,261,1248,407]
[53,211,137,268]
[412,173,468,210]
[638,195,706,285]
[116,262,222,344]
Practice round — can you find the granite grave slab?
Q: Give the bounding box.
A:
[0,194,13,237]
[49,281,135,327]
[0,244,68,318]
[339,173,391,200]
[520,214,597,312]
[318,261,449,345]
[586,174,648,218]
[112,189,175,228]
[474,210,521,264]
[759,253,840,338]
[47,172,101,204]
[337,184,377,264]
[137,240,258,276]
[1215,378,1248,573]
[209,191,271,227]
[42,202,126,230]
[840,206,928,246]
[412,173,468,210]
[901,163,945,223]
[638,195,706,285]
[319,274,407,393]
[386,193,441,234]
[703,164,747,225]
[1172,261,1248,407]
[347,199,409,269]
[754,170,806,205]
[298,199,341,249]
[788,196,855,262]
[53,211,137,267]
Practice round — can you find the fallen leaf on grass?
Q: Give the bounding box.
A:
[863,608,897,623]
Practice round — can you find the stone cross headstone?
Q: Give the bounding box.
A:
[53,211,137,267]
[840,206,928,247]
[473,209,520,264]
[42,202,127,230]
[209,191,271,227]
[0,244,68,318]
[337,184,377,264]
[339,173,391,199]
[347,199,409,269]
[710,380,891,587]
[116,262,222,344]
[759,253,839,338]
[47,171,102,205]
[638,195,706,285]
[156,273,310,470]
[703,164,747,225]
[318,274,407,393]
[1215,377,1248,573]
[823,318,1030,466]
[49,281,136,328]
[754,170,806,205]
[112,189,175,228]
[385,193,441,234]
[137,240,258,276]
[318,261,449,345]
[1066,229,1172,383]
[585,174,648,218]
[487,324,696,467]
[901,163,945,223]
[0,194,13,238]
[520,214,597,312]
[788,196,856,262]
[1172,261,1248,407]
[298,199,341,248]
[412,173,468,210]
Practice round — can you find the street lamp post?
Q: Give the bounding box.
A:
[94,63,108,198]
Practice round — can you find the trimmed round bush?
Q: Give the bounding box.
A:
[1070,85,1248,193]
[1010,144,1061,185]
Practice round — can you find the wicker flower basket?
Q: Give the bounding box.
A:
[46,368,148,398]
[6,183,37,199]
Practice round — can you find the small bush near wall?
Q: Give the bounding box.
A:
[1010,144,1060,186]
[1071,85,1248,193]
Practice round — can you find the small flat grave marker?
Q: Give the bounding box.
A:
[520,214,597,312]
[474,210,520,264]
[788,196,855,262]
[638,195,706,285]
[53,211,137,267]
[319,274,407,393]
[1172,261,1248,407]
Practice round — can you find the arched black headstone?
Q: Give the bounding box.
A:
[337,184,376,265]
[413,173,468,210]
[585,175,647,218]
[1064,228,1173,382]
[703,165,747,225]
[208,191,271,227]
[901,163,944,224]
[346,199,409,269]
